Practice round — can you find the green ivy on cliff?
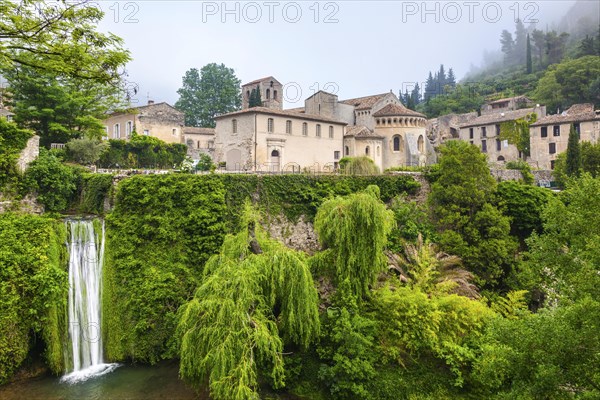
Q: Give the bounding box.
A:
[102,174,227,364]
[0,213,68,383]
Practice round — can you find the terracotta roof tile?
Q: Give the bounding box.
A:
[372,103,425,118]
[214,107,347,125]
[531,103,599,126]
[340,93,389,110]
[242,76,280,86]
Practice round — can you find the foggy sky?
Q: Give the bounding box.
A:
[97,0,580,108]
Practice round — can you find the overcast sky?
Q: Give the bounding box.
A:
[96,0,580,108]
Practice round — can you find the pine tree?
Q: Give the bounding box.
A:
[438,64,446,93]
[500,30,515,65]
[514,19,528,64]
[410,83,421,106]
[446,69,456,88]
[405,88,415,109]
[424,71,435,102]
[565,124,582,177]
[248,85,262,107]
[526,34,533,74]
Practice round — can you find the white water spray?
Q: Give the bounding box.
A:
[62,220,119,384]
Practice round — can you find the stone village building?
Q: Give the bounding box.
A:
[457,97,546,165]
[102,101,185,144]
[529,103,600,170]
[213,76,436,172]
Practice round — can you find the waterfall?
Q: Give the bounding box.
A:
[62,219,119,384]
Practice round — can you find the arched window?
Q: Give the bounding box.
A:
[273,90,278,100]
[393,135,401,151]
[302,122,308,136]
[316,124,321,137]
[232,119,238,133]
[286,120,292,134]
[329,126,334,138]
[345,145,349,156]
[247,90,250,98]
[365,146,370,155]
[418,135,424,153]
[267,118,274,133]
[271,149,280,157]
[497,156,505,161]
[266,89,271,100]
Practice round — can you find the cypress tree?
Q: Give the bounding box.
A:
[526,34,533,74]
[565,124,582,177]
[248,85,262,107]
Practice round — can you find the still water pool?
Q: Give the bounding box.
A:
[0,360,206,400]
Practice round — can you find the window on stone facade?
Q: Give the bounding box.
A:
[316,124,321,137]
[365,146,370,155]
[113,123,120,139]
[126,121,133,138]
[496,139,501,151]
[418,135,424,153]
[541,126,548,137]
[266,89,270,100]
[551,160,556,169]
[469,128,474,139]
[377,146,380,156]
[495,124,500,136]
[393,135,401,151]
[232,119,238,133]
[574,123,580,137]
[345,145,349,156]
[172,128,177,136]
[329,126,334,138]
[286,120,292,134]
[334,151,340,160]
[207,140,214,149]
[274,90,278,100]
[143,129,149,136]
[482,127,487,138]
[247,90,250,99]
[481,139,487,153]
[268,118,274,133]
[302,122,307,136]
[553,125,560,136]
[549,142,556,154]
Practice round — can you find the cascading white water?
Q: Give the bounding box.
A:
[62,220,119,384]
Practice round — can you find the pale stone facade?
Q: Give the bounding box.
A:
[214,107,345,172]
[102,101,185,144]
[16,135,40,173]
[458,100,546,165]
[182,127,215,160]
[530,103,600,170]
[214,77,437,172]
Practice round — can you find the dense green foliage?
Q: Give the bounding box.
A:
[103,175,227,363]
[177,205,320,400]
[339,156,380,175]
[175,63,242,128]
[0,117,31,192]
[499,113,537,159]
[314,186,393,299]
[429,141,517,287]
[77,173,113,215]
[218,174,419,228]
[495,180,553,241]
[66,138,109,165]
[0,213,67,383]
[24,149,83,212]
[97,135,187,169]
[504,159,534,185]
[0,1,130,83]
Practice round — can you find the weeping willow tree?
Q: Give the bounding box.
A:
[177,204,320,400]
[314,185,394,298]
[339,156,380,175]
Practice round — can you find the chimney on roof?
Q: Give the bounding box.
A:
[148,100,155,105]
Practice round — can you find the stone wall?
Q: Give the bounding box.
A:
[16,135,39,173]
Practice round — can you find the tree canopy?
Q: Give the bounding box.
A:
[175,63,242,127]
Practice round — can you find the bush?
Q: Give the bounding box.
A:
[24,149,82,212]
[0,118,32,192]
[339,156,380,175]
[98,135,187,169]
[66,138,108,165]
[506,160,534,185]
